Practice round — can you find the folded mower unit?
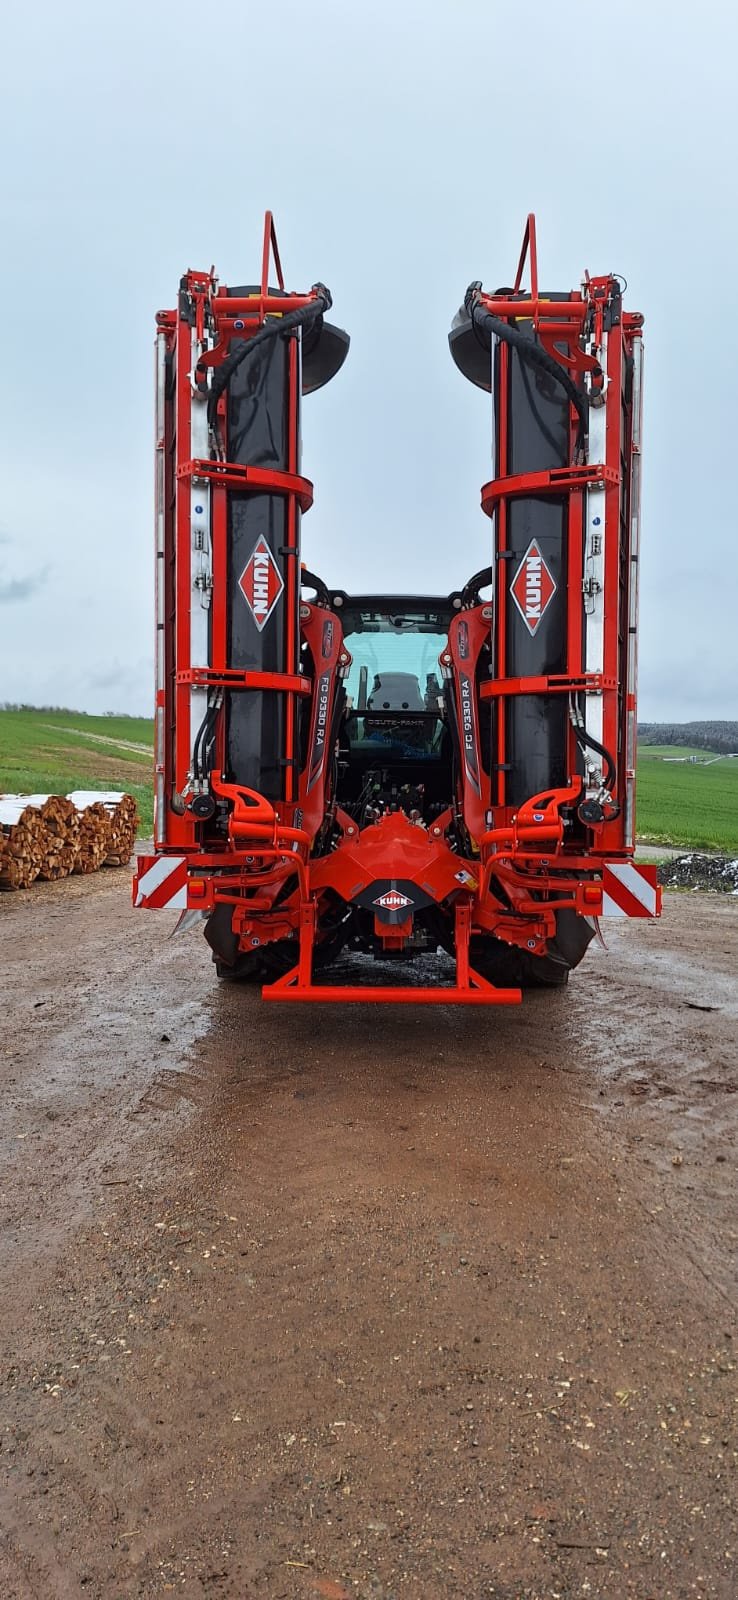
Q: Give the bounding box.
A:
[134,212,660,1003]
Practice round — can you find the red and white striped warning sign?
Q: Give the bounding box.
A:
[601,862,660,918]
[133,855,188,911]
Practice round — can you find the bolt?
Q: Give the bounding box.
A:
[251,937,260,947]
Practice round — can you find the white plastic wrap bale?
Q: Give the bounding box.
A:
[0,796,51,812]
[0,795,52,814]
[66,791,126,811]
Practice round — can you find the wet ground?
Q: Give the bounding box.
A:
[0,875,736,1599]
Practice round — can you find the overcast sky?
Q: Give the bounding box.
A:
[1,0,736,721]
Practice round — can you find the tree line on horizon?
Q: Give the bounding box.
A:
[638,721,738,755]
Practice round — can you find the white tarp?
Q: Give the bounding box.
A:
[0,796,47,826]
[66,791,126,811]
[1,791,126,827]
[1,794,51,808]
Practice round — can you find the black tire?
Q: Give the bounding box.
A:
[520,953,570,989]
[214,953,265,984]
[204,904,290,982]
[204,904,240,967]
[470,909,593,990]
[469,939,569,989]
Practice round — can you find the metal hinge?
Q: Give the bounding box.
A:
[582,573,602,615]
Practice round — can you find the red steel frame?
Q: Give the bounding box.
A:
[139,213,658,1005]
[472,216,645,861]
[154,214,323,851]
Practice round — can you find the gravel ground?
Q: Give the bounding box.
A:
[0,874,736,1599]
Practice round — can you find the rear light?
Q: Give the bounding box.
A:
[583,885,601,905]
[189,878,206,899]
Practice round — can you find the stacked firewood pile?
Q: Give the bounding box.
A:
[38,796,80,880]
[74,800,116,875]
[0,792,139,890]
[101,793,138,866]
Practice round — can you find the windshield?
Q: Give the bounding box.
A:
[341,609,449,714]
[339,608,450,761]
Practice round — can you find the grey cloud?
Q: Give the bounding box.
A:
[77,658,153,714]
[85,660,150,695]
[0,568,49,604]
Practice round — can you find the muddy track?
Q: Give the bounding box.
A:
[0,878,736,1599]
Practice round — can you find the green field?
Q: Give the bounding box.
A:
[1,712,736,854]
[0,708,155,832]
[634,745,738,854]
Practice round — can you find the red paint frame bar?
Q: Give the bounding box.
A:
[514,213,539,300]
[480,672,615,699]
[262,971,522,1006]
[177,459,314,513]
[176,669,311,694]
[478,300,587,324]
[481,463,619,516]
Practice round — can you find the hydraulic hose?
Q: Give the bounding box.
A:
[569,698,618,799]
[192,695,221,782]
[300,567,331,607]
[464,282,587,433]
[204,285,332,427]
[460,565,493,607]
[574,726,617,796]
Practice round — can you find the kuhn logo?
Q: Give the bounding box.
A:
[373,890,413,911]
[238,536,284,632]
[510,540,556,636]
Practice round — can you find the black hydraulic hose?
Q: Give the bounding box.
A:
[191,708,207,781]
[300,567,331,606]
[191,709,211,783]
[203,726,218,779]
[573,725,617,795]
[192,698,220,782]
[460,566,493,607]
[204,285,332,427]
[464,282,587,431]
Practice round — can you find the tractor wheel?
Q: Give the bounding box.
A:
[469,940,568,989]
[470,909,594,991]
[214,953,265,984]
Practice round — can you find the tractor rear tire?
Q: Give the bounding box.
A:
[470,909,594,990]
[213,953,265,984]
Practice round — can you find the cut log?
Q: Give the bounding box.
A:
[37,796,80,881]
[73,802,112,874]
[67,791,139,868]
[0,800,50,889]
[104,794,139,866]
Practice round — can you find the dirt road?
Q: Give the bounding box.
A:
[1,876,736,1600]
